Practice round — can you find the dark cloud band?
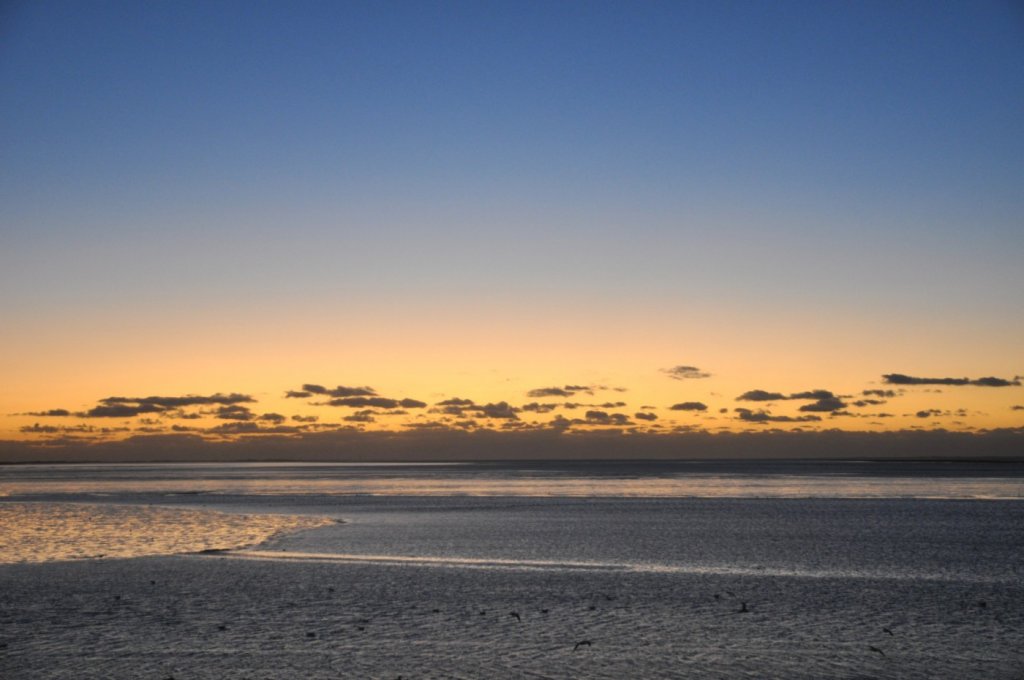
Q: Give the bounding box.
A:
[883,374,1021,387]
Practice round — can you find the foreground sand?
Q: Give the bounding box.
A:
[2,545,1022,679]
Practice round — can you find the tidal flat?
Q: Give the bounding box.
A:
[1,462,1023,679]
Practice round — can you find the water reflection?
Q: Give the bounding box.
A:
[1,462,1022,499]
[0,503,330,564]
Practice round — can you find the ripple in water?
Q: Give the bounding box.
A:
[0,503,332,564]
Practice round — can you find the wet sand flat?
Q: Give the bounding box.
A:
[2,466,1023,678]
[2,534,1023,678]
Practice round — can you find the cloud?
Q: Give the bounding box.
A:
[21,409,72,417]
[292,415,318,423]
[863,389,898,398]
[521,402,558,413]
[670,402,708,411]
[326,397,397,408]
[471,402,520,419]
[22,423,127,435]
[71,393,256,418]
[258,413,286,424]
[288,384,378,398]
[213,405,254,421]
[79,403,167,418]
[324,397,426,409]
[164,410,202,420]
[734,408,821,423]
[583,411,631,426]
[798,397,847,413]
[206,422,301,435]
[883,374,1021,387]
[526,384,617,398]
[20,424,60,434]
[99,393,254,407]
[634,412,658,421]
[971,377,1021,387]
[432,405,467,416]
[327,385,377,397]
[6,426,1024,464]
[431,398,478,416]
[661,365,711,380]
[736,390,786,402]
[527,387,574,398]
[915,409,945,418]
[1013,405,1024,411]
[736,389,845,412]
[789,390,835,400]
[403,420,454,431]
[852,399,886,407]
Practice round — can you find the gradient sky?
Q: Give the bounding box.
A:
[2,1,1022,459]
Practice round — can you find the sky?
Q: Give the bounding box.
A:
[1,1,1022,461]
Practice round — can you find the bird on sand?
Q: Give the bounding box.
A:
[574,640,592,651]
[509,611,521,622]
[737,602,749,614]
[869,646,886,657]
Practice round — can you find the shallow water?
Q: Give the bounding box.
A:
[3,460,1024,498]
[0,502,331,564]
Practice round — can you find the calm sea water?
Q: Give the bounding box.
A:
[3,459,1023,500]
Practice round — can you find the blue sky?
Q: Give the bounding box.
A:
[1,1,1023,456]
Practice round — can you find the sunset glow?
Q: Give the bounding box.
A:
[2,1,1021,461]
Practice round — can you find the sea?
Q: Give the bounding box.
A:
[1,460,1022,678]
